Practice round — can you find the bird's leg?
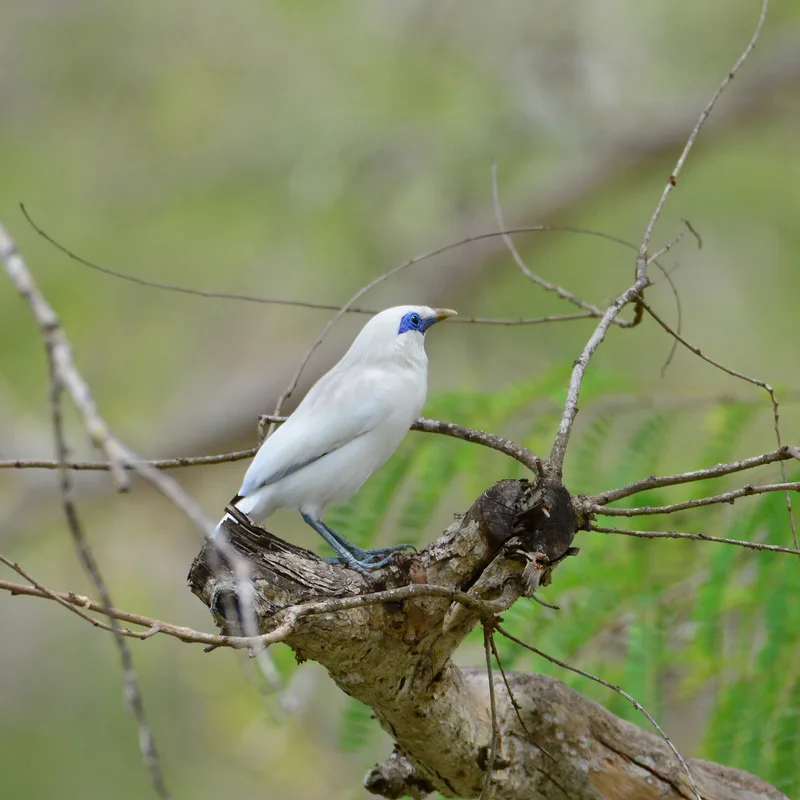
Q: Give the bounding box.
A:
[317,520,416,565]
[300,514,412,573]
[301,514,374,576]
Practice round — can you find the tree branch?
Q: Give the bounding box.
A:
[635,0,769,276]
[589,526,800,555]
[2,415,542,476]
[548,276,650,477]
[548,0,769,481]
[588,481,800,517]
[587,445,800,506]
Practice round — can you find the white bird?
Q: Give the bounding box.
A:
[217,305,457,574]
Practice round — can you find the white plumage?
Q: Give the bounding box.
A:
[217,305,457,573]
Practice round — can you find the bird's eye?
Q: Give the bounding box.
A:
[410,314,421,326]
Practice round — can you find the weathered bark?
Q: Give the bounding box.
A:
[188,479,786,800]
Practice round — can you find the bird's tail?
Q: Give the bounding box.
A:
[212,494,245,538]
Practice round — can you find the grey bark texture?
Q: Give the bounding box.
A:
[188,479,787,800]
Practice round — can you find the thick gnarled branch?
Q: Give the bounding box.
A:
[189,478,575,799]
[185,478,784,800]
[367,670,786,800]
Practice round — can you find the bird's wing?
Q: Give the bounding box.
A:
[237,365,393,497]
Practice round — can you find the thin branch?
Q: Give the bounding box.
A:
[453,312,600,325]
[643,300,798,553]
[489,634,554,761]
[0,224,130,490]
[645,301,778,396]
[495,625,702,800]
[646,218,703,268]
[4,415,543,476]
[550,0,767,480]
[656,257,682,378]
[480,625,499,800]
[46,351,170,797]
[588,481,800,517]
[548,275,650,477]
[491,164,631,327]
[1,222,216,537]
[2,221,287,779]
[21,203,652,327]
[635,0,768,277]
[0,579,509,649]
[589,445,800,505]
[493,166,688,384]
[0,553,153,639]
[0,448,259,472]
[412,416,542,474]
[589,525,800,555]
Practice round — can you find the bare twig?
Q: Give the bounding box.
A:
[655,258,682,378]
[1,224,129,490]
[0,449,259,472]
[0,554,153,639]
[2,221,171,798]
[635,0,768,277]
[548,276,650,477]
[646,218,703,267]
[480,625,500,800]
[0,579,509,649]
[549,0,768,480]
[452,312,600,325]
[4,415,543,476]
[5,218,287,757]
[489,634,554,761]
[491,164,631,328]
[20,202,657,328]
[495,625,702,800]
[412,416,542,474]
[589,525,800,555]
[47,357,170,797]
[1,221,216,538]
[589,445,800,506]
[643,300,798,552]
[588,481,800,517]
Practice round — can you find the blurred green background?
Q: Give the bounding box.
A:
[2,1,800,798]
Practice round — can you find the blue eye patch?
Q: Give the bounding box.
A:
[398,311,435,335]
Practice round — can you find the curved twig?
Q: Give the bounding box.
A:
[589,525,800,555]
[496,625,702,800]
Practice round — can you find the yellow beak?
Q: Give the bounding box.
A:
[433,308,458,322]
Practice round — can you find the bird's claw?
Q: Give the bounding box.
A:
[362,543,417,560]
[325,543,415,572]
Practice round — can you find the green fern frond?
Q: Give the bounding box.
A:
[338,697,376,753]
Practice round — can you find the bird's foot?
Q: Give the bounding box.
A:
[303,514,415,576]
[326,544,415,570]
[361,543,417,561]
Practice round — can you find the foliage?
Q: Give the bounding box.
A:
[327,378,800,797]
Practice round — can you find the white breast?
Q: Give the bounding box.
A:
[236,358,427,521]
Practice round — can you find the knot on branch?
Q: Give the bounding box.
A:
[364,749,435,800]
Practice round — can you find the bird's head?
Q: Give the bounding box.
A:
[349,305,458,363]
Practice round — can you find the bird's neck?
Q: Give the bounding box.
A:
[341,335,428,372]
